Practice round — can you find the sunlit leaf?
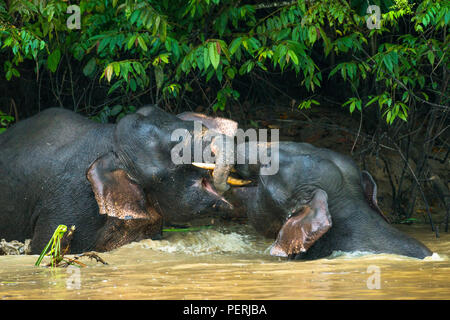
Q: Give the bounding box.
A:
[209,42,220,70]
[47,49,61,73]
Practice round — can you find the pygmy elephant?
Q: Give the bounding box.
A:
[0,105,239,254]
[179,112,433,260]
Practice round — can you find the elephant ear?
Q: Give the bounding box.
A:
[361,170,390,223]
[270,189,332,257]
[177,112,238,136]
[86,152,161,223]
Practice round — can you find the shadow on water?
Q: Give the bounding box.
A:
[0,223,449,299]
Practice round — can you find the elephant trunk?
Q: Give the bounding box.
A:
[210,135,234,194]
[184,114,251,193]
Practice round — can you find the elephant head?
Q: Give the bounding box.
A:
[235,142,432,260]
[177,111,251,194]
[86,106,239,248]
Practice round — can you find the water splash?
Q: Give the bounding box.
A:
[327,250,447,261]
[327,250,382,258]
[134,229,266,255]
[424,252,445,261]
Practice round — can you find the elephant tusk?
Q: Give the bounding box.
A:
[192,162,238,173]
[192,162,215,170]
[226,176,252,186]
[192,163,248,185]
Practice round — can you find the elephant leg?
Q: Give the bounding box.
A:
[29,198,104,255]
[29,214,60,255]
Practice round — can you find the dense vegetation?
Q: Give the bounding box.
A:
[0,0,448,227]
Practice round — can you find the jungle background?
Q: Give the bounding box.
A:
[0,0,448,233]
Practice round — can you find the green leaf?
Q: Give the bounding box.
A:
[229,37,242,55]
[5,69,12,81]
[204,46,210,70]
[130,10,140,25]
[137,36,148,52]
[127,35,137,50]
[83,58,97,77]
[287,50,299,65]
[277,28,291,41]
[104,64,113,82]
[155,66,164,89]
[108,80,123,95]
[329,64,341,78]
[129,78,137,91]
[340,64,347,80]
[216,65,223,82]
[11,68,20,77]
[113,63,120,77]
[171,41,181,60]
[386,111,392,124]
[427,51,435,65]
[350,101,356,113]
[97,38,110,54]
[209,42,220,70]
[110,105,123,116]
[226,67,235,79]
[47,49,61,73]
[308,26,317,44]
[160,20,167,42]
[383,55,393,72]
[319,28,332,56]
[73,45,84,61]
[206,68,215,82]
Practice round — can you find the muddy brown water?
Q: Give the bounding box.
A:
[1,223,449,300]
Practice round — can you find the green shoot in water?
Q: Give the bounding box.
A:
[34,225,67,267]
[33,224,209,267]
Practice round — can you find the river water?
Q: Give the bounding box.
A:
[0,223,449,300]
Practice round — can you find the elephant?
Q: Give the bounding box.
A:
[177,112,433,260]
[0,105,243,254]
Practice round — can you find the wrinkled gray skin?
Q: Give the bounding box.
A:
[228,142,432,260]
[0,106,230,254]
[178,113,432,260]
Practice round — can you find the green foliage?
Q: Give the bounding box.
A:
[91,104,137,123]
[399,217,419,224]
[0,110,14,133]
[0,0,448,124]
